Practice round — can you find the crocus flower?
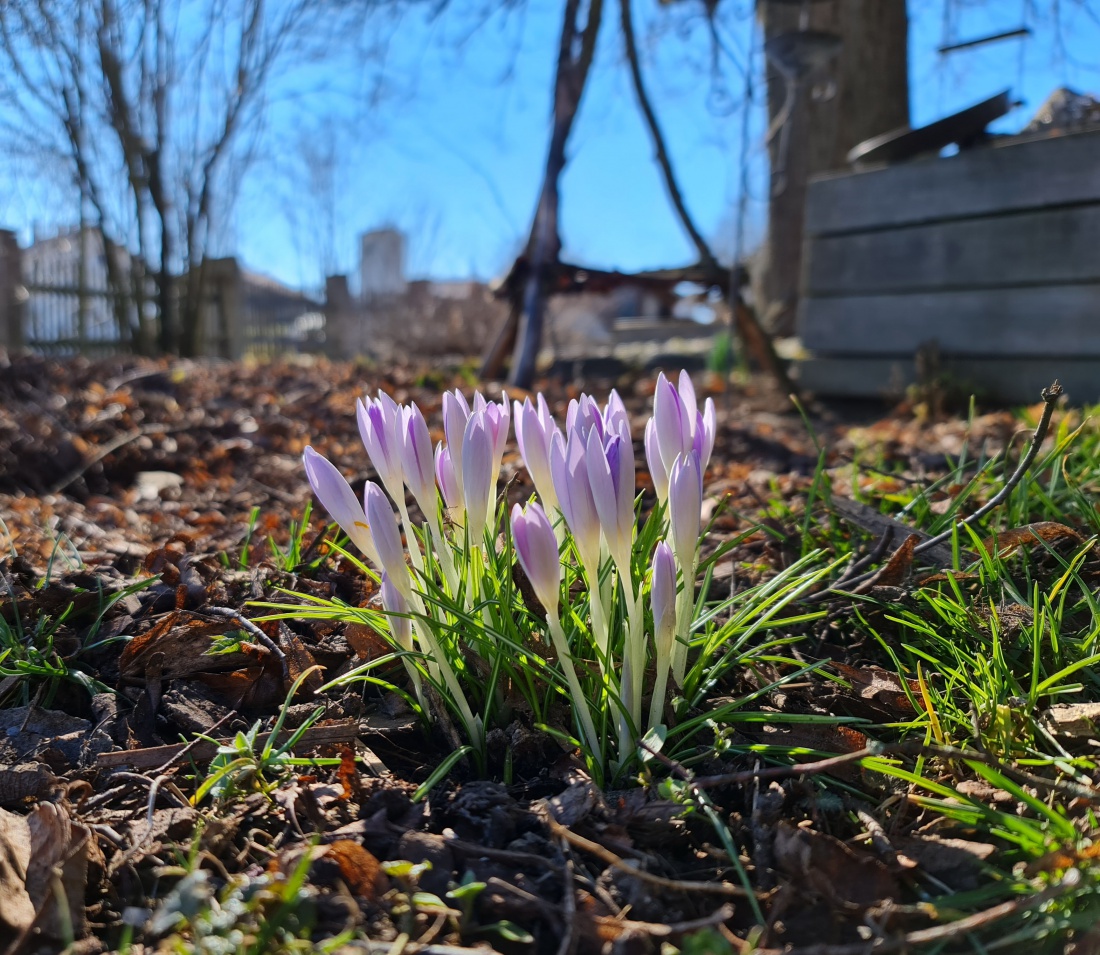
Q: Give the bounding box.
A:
[478,392,511,509]
[357,393,404,501]
[550,428,601,570]
[364,481,410,596]
[461,410,494,543]
[442,390,471,502]
[585,428,635,566]
[652,372,694,475]
[566,394,605,444]
[676,370,697,425]
[379,571,412,652]
[604,389,629,440]
[668,451,702,572]
[651,540,677,646]
[645,418,669,503]
[434,442,462,520]
[694,399,717,473]
[302,447,380,566]
[648,539,678,729]
[510,502,561,614]
[651,371,717,478]
[514,394,560,509]
[399,404,436,515]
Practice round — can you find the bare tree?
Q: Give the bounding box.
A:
[0,0,335,355]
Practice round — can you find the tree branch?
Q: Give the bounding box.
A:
[619,0,718,273]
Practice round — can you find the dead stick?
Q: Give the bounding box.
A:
[752,868,1079,955]
[47,422,188,494]
[542,813,765,899]
[689,738,1099,801]
[821,380,1063,597]
[96,719,359,769]
[202,606,289,682]
[914,379,1063,556]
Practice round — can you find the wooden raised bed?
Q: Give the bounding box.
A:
[796,127,1100,402]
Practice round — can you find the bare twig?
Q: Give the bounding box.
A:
[96,719,359,769]
[690,738,1100,802]
[542,813,765,899]
[913,380,1063,556]
[752,868,1080,954]
[47,423,185,494]
[818,381,1063,598]
[202,606,288,681]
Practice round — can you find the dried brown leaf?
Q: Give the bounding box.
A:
[982,521,1085,556]
[774,820,900,908]
[321,840,388,901]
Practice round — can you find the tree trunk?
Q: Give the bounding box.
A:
[507,0,604,389]
[759,0,909,337]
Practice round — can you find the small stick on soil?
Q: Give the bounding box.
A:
[542,814,765,899]
[751,867,1080,954]
[202,606,290,683]
[913,379,1063,556]
[819,380,1063,597]
[96,719,360,769]
[689,738,1100,802]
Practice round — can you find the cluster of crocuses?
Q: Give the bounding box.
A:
[302,371,715,766]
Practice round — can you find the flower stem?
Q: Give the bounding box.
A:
[670,551,697,688]
[546,609,601,762]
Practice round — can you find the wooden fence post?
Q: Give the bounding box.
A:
[202,258,243,359]
[323,274,356,358]
[0,230,24,350]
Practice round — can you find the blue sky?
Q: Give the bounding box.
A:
[7,1,1100,291]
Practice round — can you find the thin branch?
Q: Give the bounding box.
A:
[619,0,718,272]
[913,379,1063,555]
[752,868,1080,955]
[542,812,766,899]
[689,738,1100,802]
[819,380,1064,597]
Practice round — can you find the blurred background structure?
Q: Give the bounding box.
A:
[1,1,1099,397]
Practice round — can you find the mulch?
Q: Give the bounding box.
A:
[0,353,1044,953]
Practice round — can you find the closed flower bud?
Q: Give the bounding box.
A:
[357,394,404,501]
[399,404,436,514]
[652,372,693,475]
[668,451,702,572]
[510,502,561,615]
[645,417,669,503]
[302,447,380,566]
[650,540,677,653]
[514,395,560,509]
[442,390,471,502]
[550,428,601,568]
[364,481,410,596]
[586,429,635,564]
[461,410,494,543]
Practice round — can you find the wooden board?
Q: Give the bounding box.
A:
[806,128,1100,235]
[796,356,1100,403]
[805,204,1100,296]
[799,285,1100,355]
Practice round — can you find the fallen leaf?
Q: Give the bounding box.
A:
[982,522,1085,557]
[774,820,900,908]
[25,801,92,939]
[0,808,34,935]
[322,840,388,900]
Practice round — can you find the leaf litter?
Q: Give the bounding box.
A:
[0,355,1097,952]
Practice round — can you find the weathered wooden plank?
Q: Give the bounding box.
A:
[806,129,1100,235]
[796,356,1100,403]
[806,205,1100,295]
[799,285,1100,355]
